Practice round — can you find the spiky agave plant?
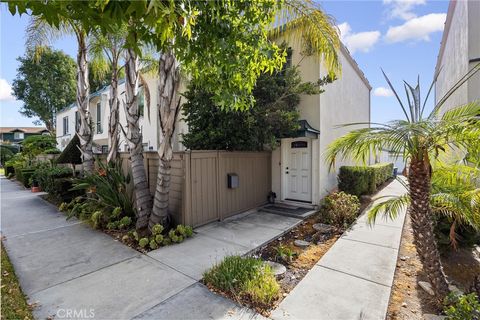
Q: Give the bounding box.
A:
[326,63,480,301]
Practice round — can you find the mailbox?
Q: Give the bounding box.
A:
[227,173,239,189]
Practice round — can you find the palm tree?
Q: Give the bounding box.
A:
[88,25,128,163]
[147,0,342,229]
[27,17,94,172]
[326,64,480,301]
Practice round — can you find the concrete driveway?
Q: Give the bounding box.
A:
[0,177,300,319]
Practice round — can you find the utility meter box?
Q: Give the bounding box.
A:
[227,173,239,189]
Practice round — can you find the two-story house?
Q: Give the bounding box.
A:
[56,76,188,154]
[0,127,50,146]
[56,40,371,207]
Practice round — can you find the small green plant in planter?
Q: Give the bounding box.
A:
[274,245,296,263]
[443,292,480,320]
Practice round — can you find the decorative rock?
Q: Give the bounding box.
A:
[265,261,286,276]
[294,240,310,248]
[401,302,407,308]
[448,284,464,295]
[360,195,372,202]
[313,223,334,234]
[400,256,409,261]
[418,281,435,296]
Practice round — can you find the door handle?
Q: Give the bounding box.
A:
[286,171,289,174]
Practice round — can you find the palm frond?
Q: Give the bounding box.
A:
[26,16,71,60]
[367,194,410,224]
[381,69,410,122]
[270,0,340,76]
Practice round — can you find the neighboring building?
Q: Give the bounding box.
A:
[435,0,480,112]
[0,127,50,145]
[271,41,371,205]
[55,77,188,153]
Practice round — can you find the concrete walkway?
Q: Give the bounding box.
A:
[0,177,300,319]
[271,179,407,320]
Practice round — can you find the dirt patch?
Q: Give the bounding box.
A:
[386,215,480,319]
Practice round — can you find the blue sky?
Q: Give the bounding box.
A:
[0,0,449,127]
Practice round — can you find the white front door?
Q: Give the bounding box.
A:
[285,139,312,202]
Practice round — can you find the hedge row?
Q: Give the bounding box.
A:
[32,166,82,202]
[14,168,36,188]
[338,163,394,196]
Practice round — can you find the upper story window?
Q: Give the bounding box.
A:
[96,102,102,134]
[138,87,145,117]
[13,132,24,140]
[75,111,81,132]
[63,116,69,135]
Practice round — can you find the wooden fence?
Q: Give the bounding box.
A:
[99,151,272,227]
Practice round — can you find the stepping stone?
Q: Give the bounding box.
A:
[418,281,434,296]
[313,223,334,234]
[294,240,310,248]
[265,261,286,276]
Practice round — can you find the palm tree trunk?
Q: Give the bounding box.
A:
[75,31,94,172]
[107,56,120,163]
[149,51,181,229]
[124,48,152,234]
[408,157,449,301]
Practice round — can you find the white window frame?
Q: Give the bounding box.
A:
[13,132,24,140]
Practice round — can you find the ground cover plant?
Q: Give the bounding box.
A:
[1,243,33,320]
[203,256,280,311]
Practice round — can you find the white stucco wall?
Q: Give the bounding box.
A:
[56,75,186,153]
[435,0,479,112]
[318,48,371,198]
[467,0,480,104]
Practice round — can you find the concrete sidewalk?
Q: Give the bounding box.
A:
[271,179,407,320]
[0,177,299,319]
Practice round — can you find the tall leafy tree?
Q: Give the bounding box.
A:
[11,47,76,134]
[24,16,94,172]
[182,66,333,151]
[326,64,480,301]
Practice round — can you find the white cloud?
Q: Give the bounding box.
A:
[385,13,447,43]
[0,79,15,101]
[338,22,381,54]
[373,87,394,97]
[383,0,426,20]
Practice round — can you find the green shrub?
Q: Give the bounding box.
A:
[15,168,35,187]
[323,191,361,228]
[338,166,375,196]
[44,148,61,154]
[33,166,73,194]
[370,163,394,187]
[22,135,56,159]
[444,292,480,320]
[203,256,280,306]
[70,160,135,217]
[338,163,393,196]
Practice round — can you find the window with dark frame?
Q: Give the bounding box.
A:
[96,102,102,134]
[75,111,81,132]
[63,116,69,135]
